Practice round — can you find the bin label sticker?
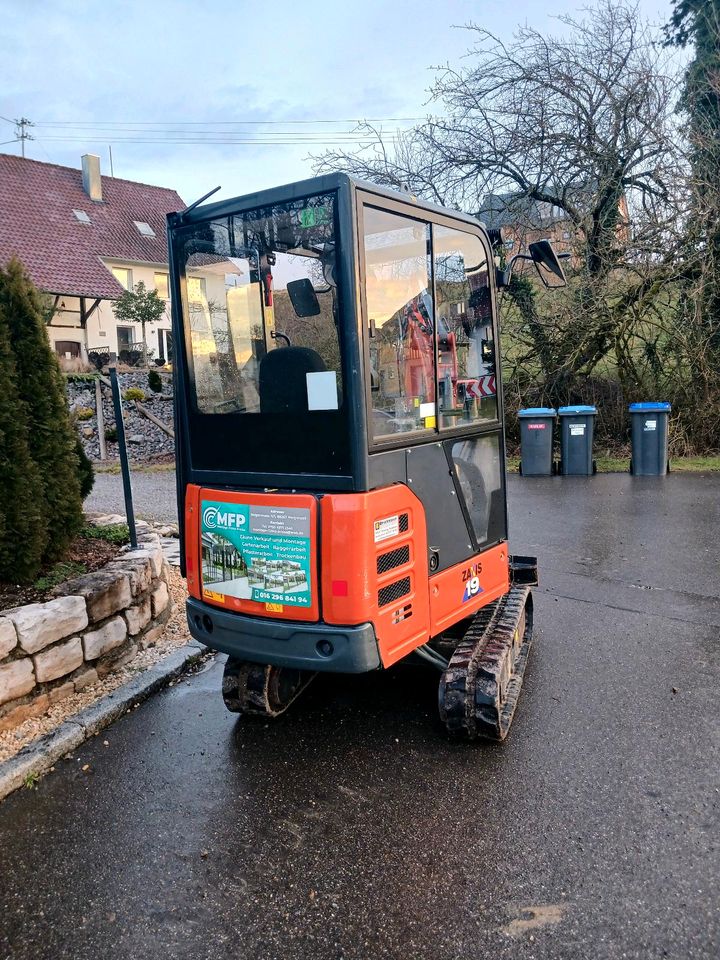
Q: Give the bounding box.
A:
[644,419,657,431]
[570,424,586,436]
[374,515,400,543]
[528,423,546,430]
[201,500,311,607]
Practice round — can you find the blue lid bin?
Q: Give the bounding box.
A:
[629,402,671,476]
[518,408,557,476]
[558,405,597,476]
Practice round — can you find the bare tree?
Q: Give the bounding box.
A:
[316,1,686,404]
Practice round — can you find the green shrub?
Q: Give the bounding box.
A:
[81,522,130,545]
[124,387,145,401]
[34,560,86,592]
[147,369,162,393]
[0,299,46,581]
[105,426,118,441]
[75,406,94,421]
[0,258,83,569]
[74,436,95,499]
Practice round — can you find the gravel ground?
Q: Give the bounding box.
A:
[0,569,191,764]
[86,468,178,525]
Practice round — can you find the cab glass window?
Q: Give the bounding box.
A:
[363,206,435,439]
[182,194,341,416]
[433,226,498,426]
[450,434,506,547]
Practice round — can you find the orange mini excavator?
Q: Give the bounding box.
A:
[167,174,566,739]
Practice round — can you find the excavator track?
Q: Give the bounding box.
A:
[222,658,316,718]
[438,584,533,741]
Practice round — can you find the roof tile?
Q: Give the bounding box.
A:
[0,154,185,299]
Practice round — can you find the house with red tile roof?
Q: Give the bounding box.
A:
[0,153,185,365]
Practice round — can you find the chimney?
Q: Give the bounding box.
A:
[81,154,102,202]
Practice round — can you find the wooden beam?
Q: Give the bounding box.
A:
[84,298,102,321]
[134,400,174,438]
[95,378,107,461]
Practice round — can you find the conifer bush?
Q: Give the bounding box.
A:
[74,435,95,500]
[0,303,46,581]
[0,259,84,571]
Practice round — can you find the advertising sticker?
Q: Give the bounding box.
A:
[201,500,312,607]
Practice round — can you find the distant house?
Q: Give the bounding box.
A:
[478,192,575,257]
[0,153,185,366]
[479,190,630,262]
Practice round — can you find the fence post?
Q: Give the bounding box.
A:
[95,377,107,461]
[109,366,137,548]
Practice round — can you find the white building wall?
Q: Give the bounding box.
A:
[46,260,173,364]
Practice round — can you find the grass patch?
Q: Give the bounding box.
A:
[93,462,175,474]
[670,456,720,472]
[34,561,87,591]
[506,454,720,473]
[24,772,39,790]
[81,523,130,545]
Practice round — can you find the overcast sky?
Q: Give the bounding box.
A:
[1,0,673,205]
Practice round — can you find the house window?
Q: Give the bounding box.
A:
[111,267,133,291]
[73,209,91,224]
[154,272,170,299]
[55,340,81,358]
[117,327,136,353]
[133,221,156,237]
[187,276,207,302]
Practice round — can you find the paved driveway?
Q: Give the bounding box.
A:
[86,468,178,525]
[1,474,718,960]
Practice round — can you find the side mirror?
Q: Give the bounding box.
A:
[496,238,568,289]
[287,278,321,317]
[528,239,567,288]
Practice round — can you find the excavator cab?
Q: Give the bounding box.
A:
[167,174,565,739]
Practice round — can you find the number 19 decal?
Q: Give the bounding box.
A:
[462,575,484,603]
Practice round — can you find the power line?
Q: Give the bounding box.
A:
[33,116,426,126]
[38,137,399,146]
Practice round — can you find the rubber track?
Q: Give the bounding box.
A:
[438,585,533,741]
[222,660,315,718]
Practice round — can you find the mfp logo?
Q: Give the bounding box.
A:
[202,505,246,531]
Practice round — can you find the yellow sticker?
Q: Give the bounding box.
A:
[413,397,420,407]
[265,602,284,612]
[203,589,223,601]
[424,415,437,428]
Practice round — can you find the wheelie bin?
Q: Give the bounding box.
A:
[558,405,597,476]
[629,402,671,476]
[518,408,556,476]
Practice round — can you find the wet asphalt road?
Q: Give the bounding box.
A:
[1,474,718,960]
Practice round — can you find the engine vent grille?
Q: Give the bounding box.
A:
[378,576,411,608]
[399,513,409,533]
[377,545,410,575]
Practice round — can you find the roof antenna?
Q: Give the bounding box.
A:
[180,185,221,218]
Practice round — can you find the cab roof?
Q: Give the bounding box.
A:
[168,172,487,234]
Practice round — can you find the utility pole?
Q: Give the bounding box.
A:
[15,117,34,157]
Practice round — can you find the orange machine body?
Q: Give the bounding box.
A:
[184,483,509,669]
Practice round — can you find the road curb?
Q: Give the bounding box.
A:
[0,641,209,802]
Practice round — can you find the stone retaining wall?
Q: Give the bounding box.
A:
[67,371,175,462]
[0,532,172,732]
